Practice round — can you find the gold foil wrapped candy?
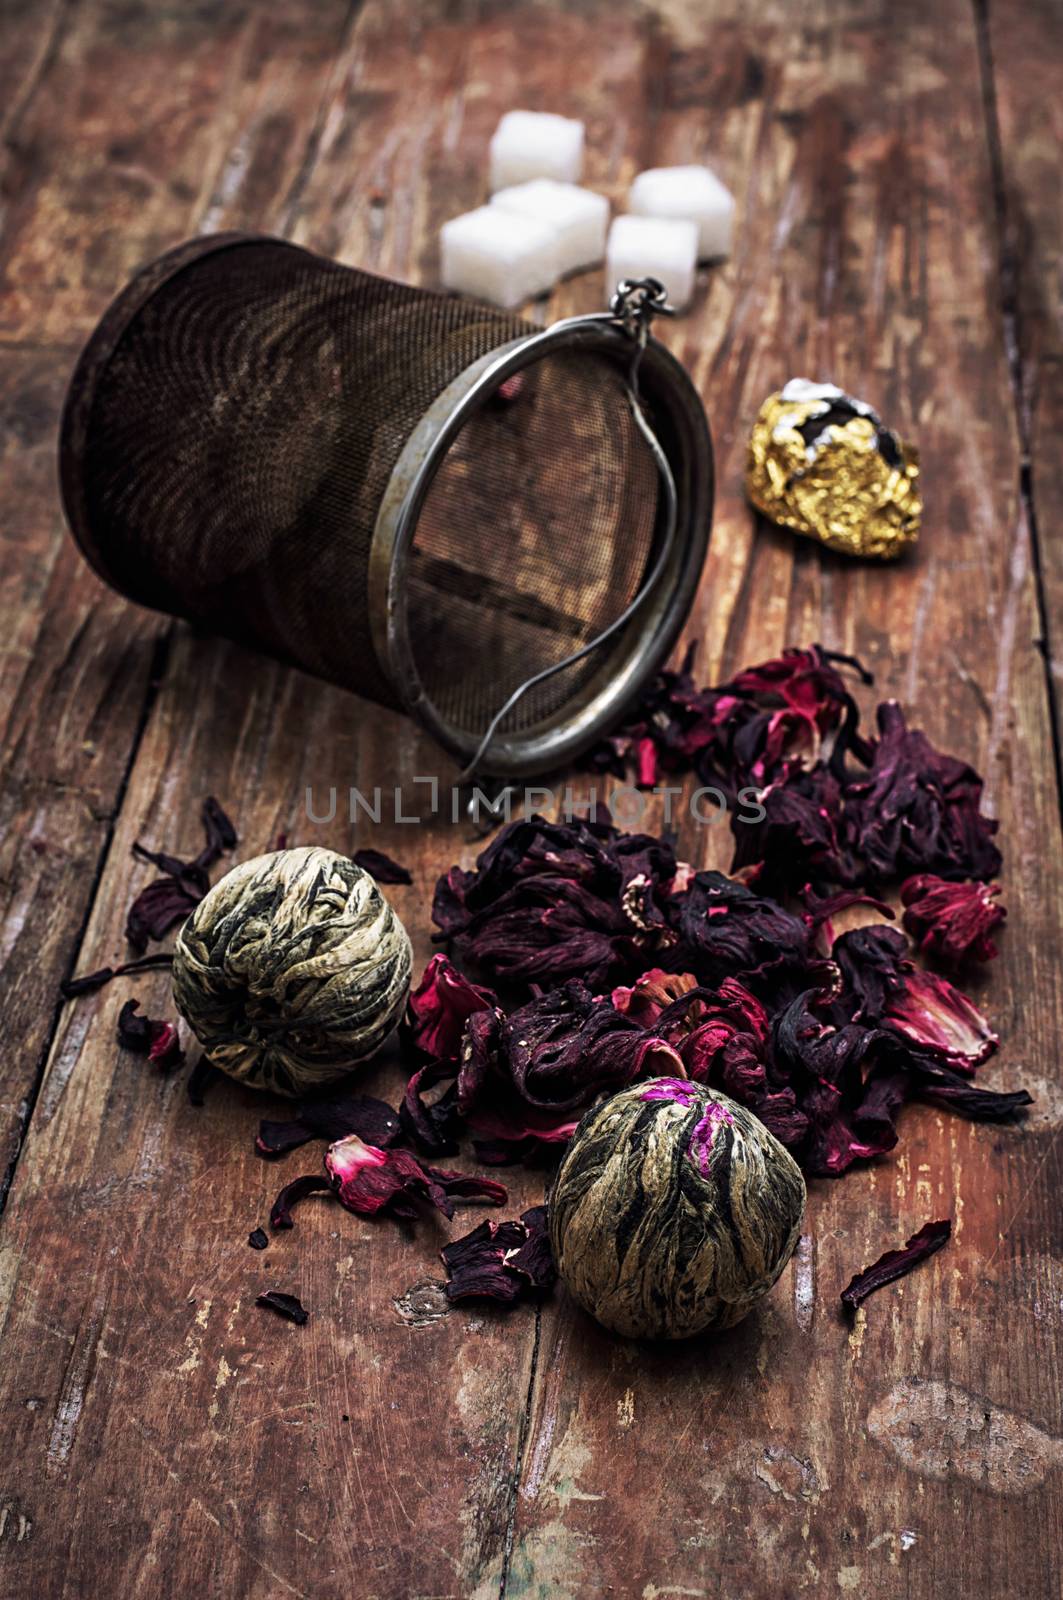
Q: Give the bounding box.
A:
[746,379,920,559]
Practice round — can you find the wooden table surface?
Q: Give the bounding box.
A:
[1,2,1061,1595]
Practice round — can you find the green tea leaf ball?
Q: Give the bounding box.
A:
[173,847,412,1096]
[549,1077,806,1338]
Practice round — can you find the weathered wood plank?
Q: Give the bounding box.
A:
[0,0,356,1203]
[0,1,1060,1597]
[0,3,548,1595]
[503,1,1063,1596]
[982,0,1063,761]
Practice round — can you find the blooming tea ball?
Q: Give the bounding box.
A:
[549,1079,806,1339]
[173,847,412,1097]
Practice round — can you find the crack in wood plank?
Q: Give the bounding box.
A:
[972,0,1063,823]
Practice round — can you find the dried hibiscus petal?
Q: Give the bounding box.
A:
[458,981,682,1136]
[901,874,1005,965]
[61,953,174,998]
[126,795,237,951]
[270,1174,332,1230]
[666,870,812,991]
[255,1290,309,1326]
[404,954,496,1062]
[116,999,183,1069]
[611,968,698,1028]
[841,1219,951,1312]
[352,846,413,885]
[432,813,679,990]
[832,925,909,1023]
[883,967,998,1068]
[126,876,203,952]
[441,1205,555,1304]
[198,796,238,865]
[400,1066,464,1157]
[186,1055,218,1105]
[325,1135,506,1220]
[584,642,871,794]
[282,1135,510,1225]
[906,1058,1032,1120]
[256,1093,400,1158]
[843,701,1001,884]
[730,763,854,895]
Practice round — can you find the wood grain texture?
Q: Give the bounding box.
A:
[0,0,356,1199]
[982,0,1063,763]
[0,1,1060,1597]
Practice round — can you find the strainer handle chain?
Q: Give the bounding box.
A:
[456,285,681,794]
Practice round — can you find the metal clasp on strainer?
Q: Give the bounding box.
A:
[609,277,678,342]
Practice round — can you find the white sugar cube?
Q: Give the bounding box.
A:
[489,110,585,192]
[606,214,699,312]
[490,180,608,276]
[440,205,561,309]
[628,164,735,259]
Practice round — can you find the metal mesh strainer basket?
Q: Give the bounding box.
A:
[60,234,712,778]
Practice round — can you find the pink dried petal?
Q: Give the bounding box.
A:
[884,968,998,1068]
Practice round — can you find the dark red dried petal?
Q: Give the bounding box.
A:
[441,1205,555,1304]
[270,1174,332,1230]
[255,1290,309,1326]
[147,1021,183,1069]
[117,1000,183,1069]
[730,763,854,896]
[468,980,682,1119]
[843,701,1001,884]
[198,796,238,865]
[667,871,812,991]
[125,877,202,952]
[404,954,496,1063]
[584,642,870,793]
[901,874,1005,965]
[832,925,910,1023]
[187,1055,218,1105]
[907,1059,1032,1120]
[432,814,678,990]
[256,1094,400,1158]
[61,953,174,998]
[400,1065,463,1157]
[441,1218,529,1302]
[841,1219,952,1312]
[504,1205,555,1290]
[352,846,413,885]
[126,796,237,950]
[117,998,155,1052]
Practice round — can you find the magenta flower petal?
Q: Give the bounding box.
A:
[901,874,1005,965]
[883,968,998,1068]
[324,1135,506,1221]
[404,953,497,1062]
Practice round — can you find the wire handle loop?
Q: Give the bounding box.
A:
[455,284,680,789]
